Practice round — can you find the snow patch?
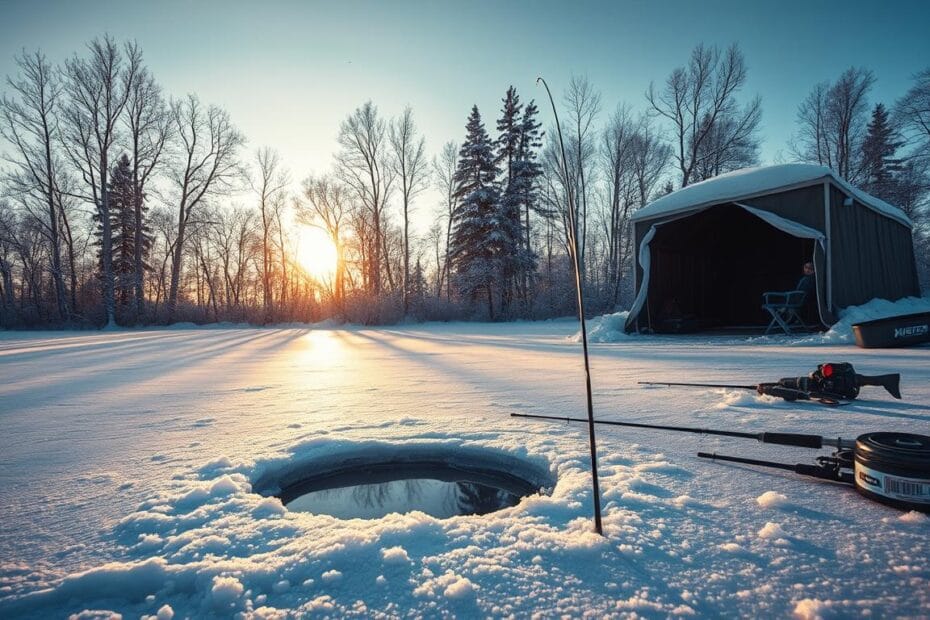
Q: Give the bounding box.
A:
[793,597,834,619]
[252,497,286,518]
[380,546,410,564]
[414,570,477,600]
[141,604,174,620]
[806,296,930,344]
[210,474,248,496]
[210,575,244,607]
[758,522,787,540]
[443,576,477,600]
[756,491,789,509]
[572,311,631,343]
[69,611,122,620]
[321,569,342,583]
[896,511,929,525]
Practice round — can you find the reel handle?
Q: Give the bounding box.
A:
[759,432,823,449]
[757,383,811,402]
[855,373,901,399]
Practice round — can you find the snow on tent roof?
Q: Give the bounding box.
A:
[631,163,912,227]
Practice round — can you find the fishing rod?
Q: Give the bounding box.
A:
[537,75,603,535]
[638,362,901,406]
[511,412,853,449]
[511,412,930,513]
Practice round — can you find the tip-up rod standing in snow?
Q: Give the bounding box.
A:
[511,412,930,514]
[638,362,901,406]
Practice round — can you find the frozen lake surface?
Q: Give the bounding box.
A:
[1,321,928,618]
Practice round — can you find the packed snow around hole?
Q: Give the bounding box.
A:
[0,318,928,618]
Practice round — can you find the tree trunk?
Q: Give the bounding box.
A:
[403,196,409,315]
[167,216,186,323]
[99,158,116,328]
[59,202,79,315]
[44,150,68,322]
[132,143,146,322]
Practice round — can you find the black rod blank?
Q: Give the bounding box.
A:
[697,452,854,484]
[510,412,854,449]
[638,381,757,390]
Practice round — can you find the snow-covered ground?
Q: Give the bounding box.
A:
[1,319,928,618]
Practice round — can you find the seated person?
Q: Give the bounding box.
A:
[796,261,816,323]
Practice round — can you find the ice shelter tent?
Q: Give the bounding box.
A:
[624,164,920,333]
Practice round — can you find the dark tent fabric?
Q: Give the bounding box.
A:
[625,165,920,333]
[829,186,920,309]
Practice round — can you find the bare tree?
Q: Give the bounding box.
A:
[0,201,18,319]
[600,104,636,305]
[630,115,672,208]
[124,66,171,320]
[793,67,875,182]
[164,95,244,322]
[250,147,289,321]
[389,106,428,315]
[272,193,291,310]
[432,141,459,301]
[647,43,761,187]
[690,112,759,182]
[564,75,601,278]
[209,204,258,312]
[336,101,393,295]
[61,36,141,327]
[298,174,350,313]
[895,68,930,163]
[1,50,70,320]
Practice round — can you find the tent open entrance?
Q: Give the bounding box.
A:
[634,203,825,332]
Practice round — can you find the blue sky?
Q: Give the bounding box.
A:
[2,0,929,198]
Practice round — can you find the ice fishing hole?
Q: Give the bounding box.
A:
[257,448,552,520]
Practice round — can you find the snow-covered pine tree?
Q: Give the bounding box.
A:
[496,87,523,185]
[97,153,152,314]
[494,87,527,312]
[493,88,543,313]
[512,99,543,294]
[409,256,428,318]
[861,103,904,202]
[110,154,136,309]
[451,106,502,319]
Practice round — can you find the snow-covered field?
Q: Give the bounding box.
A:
[1,319,928,618]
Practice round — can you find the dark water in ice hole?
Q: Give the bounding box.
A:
[278,463,535,519]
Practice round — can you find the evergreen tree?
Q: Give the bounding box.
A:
[512,100,543,273]
[494,87,527,312]
[450,106,502,318]
[493,88,543,312]
[96,154,153,312]
[408,256,428,318]
[861,103,903,202]
[496,87,523,184]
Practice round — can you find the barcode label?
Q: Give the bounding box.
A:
[855,463,930,505]
[884,476,930,497]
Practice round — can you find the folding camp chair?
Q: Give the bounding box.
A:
[762,289,808,335]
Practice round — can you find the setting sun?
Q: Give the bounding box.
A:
[294,225,338,281]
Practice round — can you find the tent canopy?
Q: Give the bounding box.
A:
[625,165,919,333]
[632,164,911,227]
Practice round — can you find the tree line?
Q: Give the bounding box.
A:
[1,38,928,328]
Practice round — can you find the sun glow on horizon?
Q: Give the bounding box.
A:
[295,225,338,281]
